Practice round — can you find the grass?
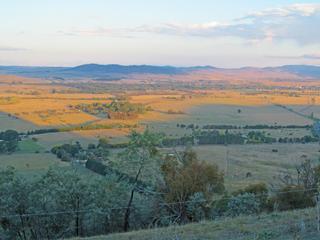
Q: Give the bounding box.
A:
[72,207,320,240]
[18,139,45,153]
[0,112,37,132]
[145,104,313,139]
[168,143,320,190]
[0,152,68,177]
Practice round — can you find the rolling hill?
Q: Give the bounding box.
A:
[0,64,319,81]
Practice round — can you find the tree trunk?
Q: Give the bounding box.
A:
[123,165,143,231]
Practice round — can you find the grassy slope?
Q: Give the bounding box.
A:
[73,208,320,240]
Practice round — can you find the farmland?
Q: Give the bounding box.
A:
[1,74,320,174]
[1,73,320,239]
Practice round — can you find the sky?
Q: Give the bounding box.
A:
[0,0,319,67]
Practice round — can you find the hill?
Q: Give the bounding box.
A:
[0,64,319,81]
[266,65,320,78]
[0,64,214,80]
[73,208,319,240]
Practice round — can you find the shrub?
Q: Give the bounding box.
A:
[226,193,261,217]
[186,192,207,222]
[275,185,315,211]
[234,183,268,196]
[233,183,268,209]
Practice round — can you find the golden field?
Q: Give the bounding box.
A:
[1,75,320,130]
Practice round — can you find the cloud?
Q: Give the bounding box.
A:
[57,3,320,45]
[268,54,320,60]
[242,3,320,18]
[0,46,27,51]
[132,3,320,45]
[57,27,135,38]
[302,54,320,60]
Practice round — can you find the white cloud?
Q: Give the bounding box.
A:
[57,3,320,46]
[244,3,320,18]
[0,46,27,51]
[132,3,320,45]
[57,27,135,39]
[268,53,320,60]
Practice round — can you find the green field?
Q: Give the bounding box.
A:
[18,139,45,153]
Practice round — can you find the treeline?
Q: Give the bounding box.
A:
[177,123,312,130]
[162,130,318,147]
[162,135,195,147]
[26,128,59,135]
[197,131,244,145]
[60,123,136,132]
[0,130,20,154]
[25,123,136,136]
[51,138,110,163]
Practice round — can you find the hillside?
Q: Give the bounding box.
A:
[73,208,319,240]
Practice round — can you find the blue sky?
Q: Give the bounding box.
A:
[0,0,319,67]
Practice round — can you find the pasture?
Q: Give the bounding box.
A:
[0,152,68,177]
[146,104,313,138]
[0,112,37,132]
[191,143,320,190]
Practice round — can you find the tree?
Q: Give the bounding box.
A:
[119,129,162,231]
[159,147,224,223]
[275,159,320,211]
[0,130,20,154]
[0,167,34,240]
[98,138,109,149]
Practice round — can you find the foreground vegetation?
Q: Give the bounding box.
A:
[2,130,320,239]
[72,207,320,240]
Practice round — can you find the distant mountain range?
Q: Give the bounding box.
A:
[0,64,319,80]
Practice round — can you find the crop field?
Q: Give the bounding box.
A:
[1,75,320,129]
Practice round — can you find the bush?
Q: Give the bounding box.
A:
[226,193,261,217]
[234,183,268,196]
[211,194,230,217]
[275,185,315,211]
[186,192,206,222]
[233,183,268,209]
